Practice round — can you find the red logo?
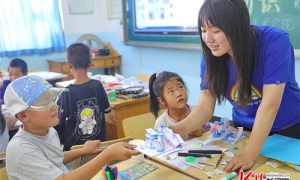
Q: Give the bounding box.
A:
[238,170,290,180]
[239,170,265,180]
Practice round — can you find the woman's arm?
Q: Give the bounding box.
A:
[172,89,216,135]
[225,83,285,172]
[245,84,285,159]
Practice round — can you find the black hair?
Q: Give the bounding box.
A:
[0,107,5,135]
[67,43,91,69]
[149,71,186,118]
[9,58,28,75]
[198,0,256,105]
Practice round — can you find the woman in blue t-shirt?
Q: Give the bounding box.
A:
[173,0,300,172]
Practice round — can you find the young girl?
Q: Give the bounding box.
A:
[149,71,203,139]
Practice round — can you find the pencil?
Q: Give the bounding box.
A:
[215,153,224,168]
[178,152,212,158]
[188,150,223,154]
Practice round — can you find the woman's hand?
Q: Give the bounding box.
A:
[224,84,285,172]
[224,151,257,172]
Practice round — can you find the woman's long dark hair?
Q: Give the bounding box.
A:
[198,0,256,105]
[149,71,186,118]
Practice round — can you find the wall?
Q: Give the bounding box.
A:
[59,0,300,118]
[0,0,299,118]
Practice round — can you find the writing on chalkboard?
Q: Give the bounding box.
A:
[246,0,300,15]
[245,0,300,48]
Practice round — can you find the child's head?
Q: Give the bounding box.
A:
[4,75,63,131]
[8,58,28,81]
[67,43,91,70]
[149,71,187,118]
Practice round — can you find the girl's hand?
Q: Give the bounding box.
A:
[81,140,101,155]
[224,152,256,172]
[189,127,209,137]
[170,123,188,136]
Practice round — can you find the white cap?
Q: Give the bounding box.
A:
[4,75,64,116]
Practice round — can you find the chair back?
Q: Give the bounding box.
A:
[122,112,156,139]
[0,167,8,180]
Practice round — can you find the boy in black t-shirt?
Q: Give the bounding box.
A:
[56,43,112,150]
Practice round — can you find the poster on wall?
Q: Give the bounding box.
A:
[107,0,122,19]
[68,0,95,15]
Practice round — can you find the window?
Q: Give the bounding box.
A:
[0,0,65,57]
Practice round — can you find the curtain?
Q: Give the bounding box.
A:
[0,0,65,57]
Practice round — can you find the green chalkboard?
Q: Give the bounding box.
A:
[247,0,300,49]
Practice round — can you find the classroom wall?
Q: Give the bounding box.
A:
[60,0,300,118]
[0,0,299,118]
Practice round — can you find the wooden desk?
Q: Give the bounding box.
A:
[106,96,150,139]
[93,132,300,180]
[28,71,67,86]
[47,60,72,79]
[47,55,120,76]
[92,155,194,180]
[140,133,268,180]
[255,160,300,179]
[90,55,121,74]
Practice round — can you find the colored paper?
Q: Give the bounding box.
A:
[261,134,300,165]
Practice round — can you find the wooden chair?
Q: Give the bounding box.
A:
[0,167,8,180]
[122,112,156,139]
[0,153,8,180]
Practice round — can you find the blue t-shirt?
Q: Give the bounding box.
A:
[200,25,300,132]
[0,80,11,104]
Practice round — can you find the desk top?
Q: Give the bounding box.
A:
[29,71,66,81]
[255,160,300,179]
[55,74,150,108]
[110,96,149,108]
[92,156,194,180]
[92,132,300,180]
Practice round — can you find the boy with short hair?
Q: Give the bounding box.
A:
[0,58,28,104]
[56,43,112,151]
[5,75,138,180]
[0,58,28,138]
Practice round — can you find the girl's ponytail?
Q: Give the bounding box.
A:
[149,73,160,118]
